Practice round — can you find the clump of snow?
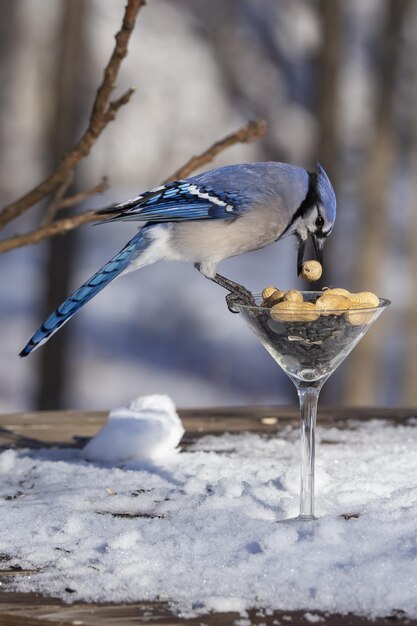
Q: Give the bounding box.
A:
[203,596,249,614]
[0,449,16,474]
[304,612,324,623]
[2,419,417,619]
[81,395,184,463]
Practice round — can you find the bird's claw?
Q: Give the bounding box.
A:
[226,293,241,313]
[225,288,256,313]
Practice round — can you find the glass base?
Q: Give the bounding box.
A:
[297,514,317,522]
[276,515,318,524]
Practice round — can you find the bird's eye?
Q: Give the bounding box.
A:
[315,215,324,229]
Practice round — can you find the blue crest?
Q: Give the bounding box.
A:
[316,163,336,225]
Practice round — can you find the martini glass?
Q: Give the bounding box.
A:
[231,291,390,521]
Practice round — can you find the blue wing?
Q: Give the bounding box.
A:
[97,180,247,223]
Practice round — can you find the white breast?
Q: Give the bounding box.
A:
[169,207,287,266]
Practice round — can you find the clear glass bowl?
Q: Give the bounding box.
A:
[234,291,391,385]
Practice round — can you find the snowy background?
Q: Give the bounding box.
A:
[0,0,416,412]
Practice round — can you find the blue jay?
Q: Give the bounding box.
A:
[20,162,336,357]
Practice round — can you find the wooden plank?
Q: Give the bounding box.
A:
[0,592,413,625]
[0,406,416,449]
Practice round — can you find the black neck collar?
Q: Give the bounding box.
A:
[282,171,319,236]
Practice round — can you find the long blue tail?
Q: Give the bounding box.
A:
[20,230,147,357]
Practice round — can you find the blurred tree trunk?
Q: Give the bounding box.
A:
[404,220,417,403]
[404,2,417,404]
[316,0,342,402]
[36,0,86,409]
[405,148,417,403]
[317,0,341,191]
[343,0,409,404]
[188,0,288,162]
[0,1,19,200]
[316,0,341,289]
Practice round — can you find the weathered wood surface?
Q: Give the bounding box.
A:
[0,591,410,626]
[0,406,416,625]
[0,405,416,449]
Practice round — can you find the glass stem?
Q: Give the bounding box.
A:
[297,383,322,521]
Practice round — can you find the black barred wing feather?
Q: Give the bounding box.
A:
[97,180,246,223]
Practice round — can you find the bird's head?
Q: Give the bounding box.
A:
[294,163,336,275]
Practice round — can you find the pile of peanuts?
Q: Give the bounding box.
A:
[262,285,380,327]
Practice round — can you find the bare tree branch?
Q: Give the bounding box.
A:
[0,119,267,254]
[163,119,267,183]
[40,171,74,226]
[0,0,145,231]
[50,177,110,212]
[0,211,102,254]
[41,175,109,228]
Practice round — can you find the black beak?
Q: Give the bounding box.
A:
[297,238,306,276]
[297,235,324,275]
[313,235,324,266]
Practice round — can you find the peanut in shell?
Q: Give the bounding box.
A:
[262,286,278,301]
[349,291,380,308]
[299,301,320,322]
[315,293,352,315]
[284,289,303,303]
[301,260,322,282]
[323,288,351,297]
[262,287,286,307]
[345,309,374,326]
[268,289,286,305]
[270,300,319,323]
[345,291,379,326]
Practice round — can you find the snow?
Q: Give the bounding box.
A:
[304,613,324,623]
[0,449,16,474]
[82,395,184,463]
[1,416,417,619]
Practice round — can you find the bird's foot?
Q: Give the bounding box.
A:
[212,273,256,309]
[217,276,256,313]
[194,264,256,312]
[225,292,243,313]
